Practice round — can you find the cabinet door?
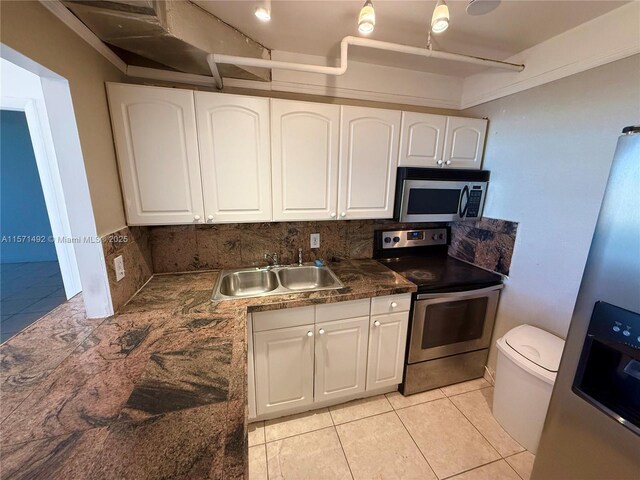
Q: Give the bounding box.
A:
[107,83,204,225]
[254,324,315,416]
[195,92,272,223]
[366,312,409,391]
[338,106,401,220]
[315,317,369,402]
[271,99,340,221]
[443,116,487,170]
[398,112,447,167]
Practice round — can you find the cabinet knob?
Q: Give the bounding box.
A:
[391,302,398,308]
[193,215,201,221]
[318,328,325,335]
[436,160,443,165]
[445,160,452,165]
[340,212,346,218]
[306,331,314,337]
[330,212,336,218]
[207,215,214,221]
[374,320,381,327]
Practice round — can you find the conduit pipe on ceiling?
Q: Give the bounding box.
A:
[207,35,525,89]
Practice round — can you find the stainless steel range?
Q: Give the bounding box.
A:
[373,227,504,395]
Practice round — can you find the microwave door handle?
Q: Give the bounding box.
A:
[458,185,470,219]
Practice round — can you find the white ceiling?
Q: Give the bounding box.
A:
[193,0,628,76]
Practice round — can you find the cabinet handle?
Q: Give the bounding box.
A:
[193,215,201,221]
[318,328,325,335]
[207,215,214,221]
[306,331,314,337]
[340,212,346,218]
[437,160,443,165]
[445,160,452,165]
[373,320,381,327]
[330,212,336,218]
[391,302,398,308]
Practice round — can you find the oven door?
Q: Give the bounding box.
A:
[399,179,486,223]
[408,285,502,364]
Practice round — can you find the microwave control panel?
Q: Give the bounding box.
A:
[465,186,484,218]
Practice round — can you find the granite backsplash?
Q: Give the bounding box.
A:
[147,217,517,275]
[449,218,518,276]
[101,226,153,312]
[102,217,517,311]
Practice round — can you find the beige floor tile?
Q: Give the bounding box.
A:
[441,378,491,397]
[336,411,436,480]
[397,398,500,479]
[329,394,392,425]
[264,408,333,442]
[450,388,525,457]
[266,427,352,480]
[505,451,535,480]
[248,421,266,447]
[450,460,521,480]
[386,389,445,410]
[249,444,268,480]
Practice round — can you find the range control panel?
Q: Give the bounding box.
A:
[380,227,449,249]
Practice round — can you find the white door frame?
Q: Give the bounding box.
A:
[1,47,114,318]
[1,96,82,298]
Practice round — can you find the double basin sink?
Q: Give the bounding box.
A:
[211,264,344,301]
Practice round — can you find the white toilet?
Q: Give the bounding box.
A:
[493,324,565,454]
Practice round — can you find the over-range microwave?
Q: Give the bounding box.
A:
[393,167,490,222]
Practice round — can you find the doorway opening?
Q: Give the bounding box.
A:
[0,110,68,341]
[0,46,113,342]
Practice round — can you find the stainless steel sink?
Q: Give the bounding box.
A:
[278,266,342,291]
[218,269,279,297]
[211,264,344,301]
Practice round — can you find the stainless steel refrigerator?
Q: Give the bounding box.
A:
[532,127,640,479]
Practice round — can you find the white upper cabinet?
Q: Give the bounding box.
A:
[314,316,369,402]
[107,84,204,225]
[195,92,272,223]
[398,112,447,168]
[443,116,488,169]
[271,99,340,221]
[338,106,401,220]
[107,83,204,225]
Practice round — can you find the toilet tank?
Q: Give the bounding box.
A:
[492,325,565,453]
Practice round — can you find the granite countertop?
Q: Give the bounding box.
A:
[0,259,415,479]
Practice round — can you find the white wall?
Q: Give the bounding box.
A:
[465,54,640,370]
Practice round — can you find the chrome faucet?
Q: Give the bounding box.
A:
[264,252,279,267]
[298,248,303,266]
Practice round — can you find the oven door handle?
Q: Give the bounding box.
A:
[416,284,504,300]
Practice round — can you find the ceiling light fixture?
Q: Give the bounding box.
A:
[431,0,450,34]
[358,0,375,35]
[466,0,501,16]
[254,6,271,22]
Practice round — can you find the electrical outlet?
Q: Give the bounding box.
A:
[310,233,320,249]
[114,255,125,282]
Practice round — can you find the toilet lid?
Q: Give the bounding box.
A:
[504,325,565,372]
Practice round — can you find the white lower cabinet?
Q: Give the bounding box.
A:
[254,324,315,417]
[314,316,369,402]
[251,294,410,420]
[366,311,410,391]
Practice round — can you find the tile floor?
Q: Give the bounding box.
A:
[249,378,535,480]
[0,262,66,343]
